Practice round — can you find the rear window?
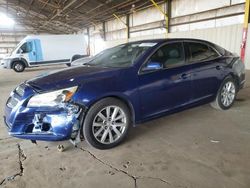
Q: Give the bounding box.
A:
[186,42,220,63]
[213,44,229,56]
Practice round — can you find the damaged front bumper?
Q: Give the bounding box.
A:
[4,83,83,141]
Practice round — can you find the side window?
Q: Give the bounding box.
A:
[19,42,32,53]
[147,42,185,69]
[187,42,219,63]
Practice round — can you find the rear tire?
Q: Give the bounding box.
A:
[211,76,237,110]
[83,98,131,149]
[12,61,25,72]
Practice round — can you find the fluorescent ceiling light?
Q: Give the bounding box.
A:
[0,13,15,26]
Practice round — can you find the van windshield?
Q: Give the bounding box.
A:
[85,42,157,68]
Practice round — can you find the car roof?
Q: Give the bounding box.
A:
[124,38,226,55]
[128,38,213,44]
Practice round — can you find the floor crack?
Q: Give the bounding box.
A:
[78,146,171,188]
[0,143,27,186]
[0,137,12,141]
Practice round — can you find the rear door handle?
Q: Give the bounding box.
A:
[180,73,191,79]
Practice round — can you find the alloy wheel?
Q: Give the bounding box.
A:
[221,81,236,107]
[14,63,24,72]
[92,105,127,144]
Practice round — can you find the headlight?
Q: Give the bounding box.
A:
[27,86,78,107]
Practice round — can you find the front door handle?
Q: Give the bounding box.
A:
[180,73,191,79]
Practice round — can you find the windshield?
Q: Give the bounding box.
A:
[86,42,157,68]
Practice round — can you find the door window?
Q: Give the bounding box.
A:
[144,42,185,70]
[186,42,219,63]
[18,42,32,53]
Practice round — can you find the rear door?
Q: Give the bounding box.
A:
[184,41,222,101]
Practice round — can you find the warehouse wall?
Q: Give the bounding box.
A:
[91,24,243,54]
[168,24,243,55]
[0,24,32,59]
[172,0,244,17]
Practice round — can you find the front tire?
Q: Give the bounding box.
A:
[13,61,25,72]
[83,98,131,149]
[211,76,237,110]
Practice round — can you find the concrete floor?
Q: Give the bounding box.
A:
[0,65,250,188]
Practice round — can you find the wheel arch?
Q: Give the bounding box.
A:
[227,72,240,91]
[85,95,136,127]
[214,72,238,99]
[10,58,29,68]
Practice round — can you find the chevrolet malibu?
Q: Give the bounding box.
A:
[4,39,245,149]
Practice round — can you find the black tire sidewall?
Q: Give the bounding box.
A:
[217,77,237,110]
[83,98,131,149]
[13,61,25,72]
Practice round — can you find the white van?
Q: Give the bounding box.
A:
[1,34,88,72]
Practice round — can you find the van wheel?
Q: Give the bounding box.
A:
[83,98,131,149]
[13,61,25,72]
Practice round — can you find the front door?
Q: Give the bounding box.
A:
[27,39,43,64]
[138,42,193,120]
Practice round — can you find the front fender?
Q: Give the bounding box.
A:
[72,70,140,124]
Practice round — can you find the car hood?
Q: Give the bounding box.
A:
[27,65,120,92]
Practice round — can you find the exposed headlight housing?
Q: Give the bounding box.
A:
[27,86,78,108]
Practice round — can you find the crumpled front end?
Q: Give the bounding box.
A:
[4,83,82,141]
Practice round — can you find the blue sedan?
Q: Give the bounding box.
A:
[4,39,245,149]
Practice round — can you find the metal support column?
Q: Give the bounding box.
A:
[167,0,171,33]
[126,14,130,39]
[87,27,90,55]
[241,0,250,62]
[102,22,106,41]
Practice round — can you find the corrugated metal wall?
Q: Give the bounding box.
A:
[94,24,243,54]
[168,24,243,55]
[171,0,244,17]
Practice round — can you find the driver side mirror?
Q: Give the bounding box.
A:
[141,61,163,72]
[18,49,23,54]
